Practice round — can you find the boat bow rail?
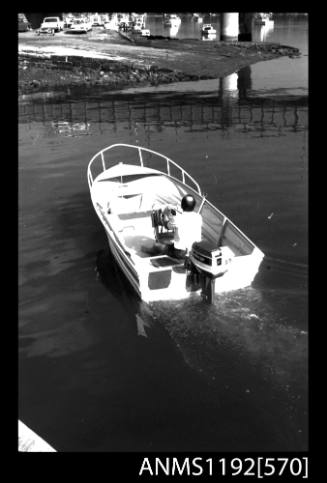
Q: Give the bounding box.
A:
[87,143,202,195]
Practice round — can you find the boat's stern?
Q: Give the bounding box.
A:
[137,257,193,303]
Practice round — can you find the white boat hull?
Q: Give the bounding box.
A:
[88,144,264,303]
[105,229,262,302]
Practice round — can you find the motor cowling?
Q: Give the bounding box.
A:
[189,240,234,277]
[188,240,234,303]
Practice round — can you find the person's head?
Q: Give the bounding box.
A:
[181,194,196,212]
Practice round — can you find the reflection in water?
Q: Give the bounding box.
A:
[219,72,239,98]
[20,98,306,138]
[51,121,90,136]
[19,67,307,141]
[237,65,252,98]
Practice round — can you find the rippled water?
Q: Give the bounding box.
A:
[18,15,308,451]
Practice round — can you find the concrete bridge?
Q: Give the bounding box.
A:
[221,13,254,41]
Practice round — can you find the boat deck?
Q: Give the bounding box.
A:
[108,210,175,259]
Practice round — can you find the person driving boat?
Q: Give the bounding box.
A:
[167,194,202,259]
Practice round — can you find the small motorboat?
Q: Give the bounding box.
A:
[68,17,92,33]
[202,24,217,35]
[88,144,264,303]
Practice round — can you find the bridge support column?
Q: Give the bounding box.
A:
[220,13,239,41]
[238,13,253,41]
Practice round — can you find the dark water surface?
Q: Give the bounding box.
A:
[18,17,308,452]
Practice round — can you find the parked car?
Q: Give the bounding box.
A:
[141,28,150,37]
[18,13,32,32]
[63,15,75,29]
[40,17,64,32]
[68,17,92,33]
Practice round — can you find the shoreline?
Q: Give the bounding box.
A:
[18,30,301,95]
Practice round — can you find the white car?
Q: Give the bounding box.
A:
[141,28,150,37]
[40,17,64,32]
[69,18,92,33]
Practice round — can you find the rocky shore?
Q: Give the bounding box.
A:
[18,30,301,95]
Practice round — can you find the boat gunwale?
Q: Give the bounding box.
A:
[170,176,261,254]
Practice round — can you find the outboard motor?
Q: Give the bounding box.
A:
[188,240,234,303]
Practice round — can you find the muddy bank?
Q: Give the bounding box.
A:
[18,54,200,94]
[18,31,300,94]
